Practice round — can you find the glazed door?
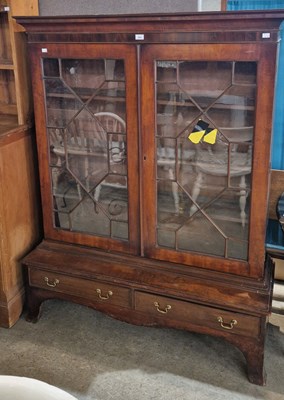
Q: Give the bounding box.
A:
[141,43,276,277]
[31,43,139,254]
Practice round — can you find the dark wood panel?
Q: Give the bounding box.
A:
[22,240,273,316]
[26,31,278,44]
[29,268,131,308]
[16,11,284,36]
[134,291,261,338]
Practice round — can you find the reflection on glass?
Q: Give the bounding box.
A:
[227,238,248,260]
[177,213,226,257]
[43,57,128,240]
[156,82,201,139]
[87,81,126,123]
[234,62,257,85]
[61,59,105,99]
[156,60,256,260]
[45,79,83,127]
[207,85,256,127]
[179,61,232,110]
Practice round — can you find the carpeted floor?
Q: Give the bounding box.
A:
[0,300,283,400]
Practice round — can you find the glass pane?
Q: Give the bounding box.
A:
[109,133,127,175]
[234,62,257,85]
[207,85,256,127]
[157,229,175,249]
[157,61,177,82]
[44,57,128,240]
[178,61,232,110]
[87,80,126,120]
[177,212,226,257]
[158,181,183,223]
[45,78,83,128]
[229,142,252,188]
[65,108,108,192]
[112,221,128,240]
[227,239,248,261]
[157,181,194,240]
[51,167,82,230]
[156,82,201,138]
[91,174,128,220]
[206,189,250,242]
[70,197,110,236]
[55,212,70,230]
[156,60,257,261]
[91,174,128,240]
[43,58,60,77]
[157,138,176,179]
[61,59,105,99]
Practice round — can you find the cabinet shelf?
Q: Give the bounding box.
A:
[0,62,14,69]
[46,91,126,103]
[46,93,254,113]
[0,103,17,114]
[157,98,255,112]
[0,0,39,131]
[0,114,18,134]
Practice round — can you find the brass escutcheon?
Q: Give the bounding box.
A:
[96,288,113,300]
[217,316,237,330]
[44,277,59,288]
[154,301,172,314]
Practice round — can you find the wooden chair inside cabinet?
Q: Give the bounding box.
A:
[189,124,253,227]
[157,112,196,215]
[49,111,126,206]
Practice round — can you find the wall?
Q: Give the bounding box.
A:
[39,0,221,15]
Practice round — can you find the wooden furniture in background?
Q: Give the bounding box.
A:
[221,0,227,11]
[0,0,40,328]
[17,11,284,384]
[0,0,38,132]
[0,125,40,327]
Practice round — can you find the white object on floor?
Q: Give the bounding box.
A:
[0,376,77,400]
[273,282,284,299]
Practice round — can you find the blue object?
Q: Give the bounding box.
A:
[266,219,284,251]
[227,0,284,9]
[227,1,284,170]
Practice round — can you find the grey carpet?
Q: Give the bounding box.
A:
[0,300,283,400]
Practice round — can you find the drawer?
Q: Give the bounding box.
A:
[135,291,260,338]
[29,268,130,308]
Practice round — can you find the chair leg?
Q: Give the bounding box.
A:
[239,175,247,228]
[77,184,82,200]
[84,157,90,192]
[94,183,102,213]
[168,168,180,214]
[190,171,203,216]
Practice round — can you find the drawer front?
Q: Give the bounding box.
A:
[135,291,260,338]
[29,268,130,308]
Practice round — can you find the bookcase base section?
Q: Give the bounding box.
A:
[23,241,272,386]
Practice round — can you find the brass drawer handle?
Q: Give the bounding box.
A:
[44,277,59,288]
[154,301,172,314]
[96,288,113,300]
[217,316,237,330]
